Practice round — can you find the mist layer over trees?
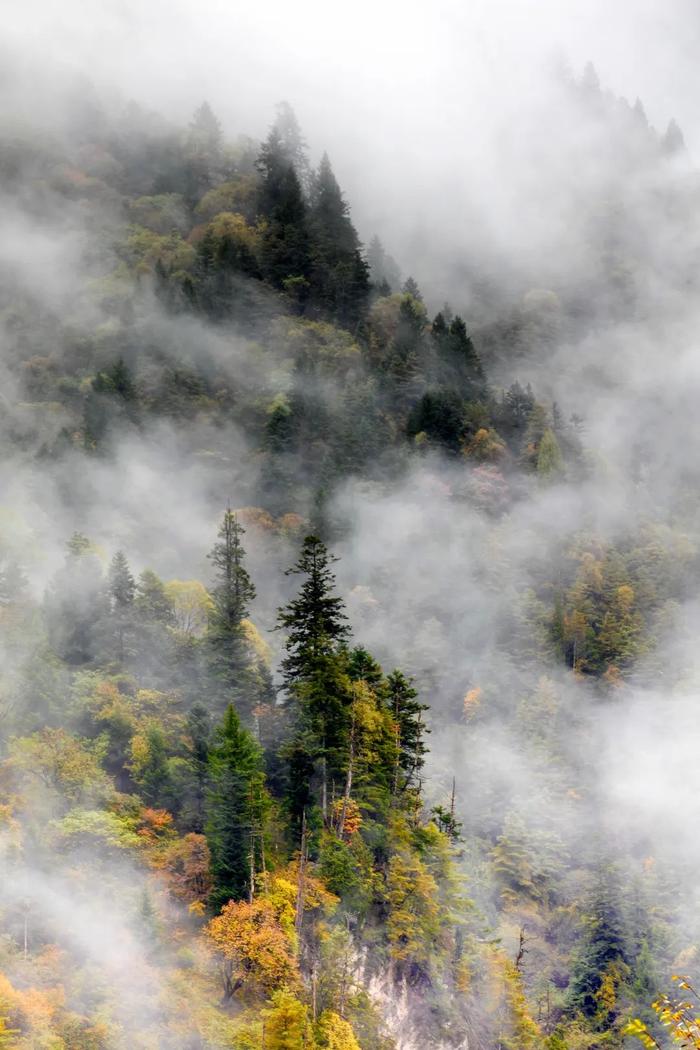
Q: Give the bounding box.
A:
[1,13,700,1049]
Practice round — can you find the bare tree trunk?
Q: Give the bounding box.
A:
[321,750,327,822]
[248,834,255,904]
[338,701,356,839]
[294,809,308,944]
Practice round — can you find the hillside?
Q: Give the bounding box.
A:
[1,63,700,1050]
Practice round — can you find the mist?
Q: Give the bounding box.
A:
[2,2,700,1048]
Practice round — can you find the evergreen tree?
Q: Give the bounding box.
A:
[185,101,223,201]
[84,359,138,447]
[182,703,212,833]
[108,551,135,609]
[207,509,256,717]
[663,117,685,156]
[308,153,369,326]
[384,293,427,404]
[108,550,136,663]
[93,359,136,401]
[386,670,429,795]
[206,704,266,908]
[45,533,109,665]
[367,235,401,291]
[135,569,176,627]
[138,725,173,808]
[256,117,312,295]
[568,872,629,1028]
[433,315,484,393]
[277,536,351,829]
[272,100,311,189]
[277,535,349,684]
[407,390,465,451]
[402,276,422,301]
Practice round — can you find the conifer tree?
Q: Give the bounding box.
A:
[135,569,176,627]
[277,535,349,684]
[384,294,427,403]
[568,871,629,1028]
[108,550,136,663]
[256,116,312,294]
[185,101,223,201]
[108,551,135,609]
[206,704,267,909]
[434,315,484,393]
[182,703,212,833]
[367,235,401,291]
[402,276,422,301]
[277,536,351,827]
[45,533,109,665]
[138,725,173,807]
[387,670,429,795]
[308,153,369,326]
[207,509,256,717]
[272,101,310,188]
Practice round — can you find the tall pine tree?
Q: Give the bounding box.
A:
[308,153,369,327]
[207,510,256,718]
[206,704,267,909]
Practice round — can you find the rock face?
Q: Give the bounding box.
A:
[362,960,471,1050]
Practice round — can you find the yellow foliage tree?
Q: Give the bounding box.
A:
[164,579,213,637]
[316,1010,361,1050]
[205,897,299,999]
[262,990,314,1049]
[626,975,700,1048]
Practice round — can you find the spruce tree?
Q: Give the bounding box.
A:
[436,316,484,393]
[108,550,136,663]
[256,119,312,293]
[135,569,176,627]
[109,551,136,609]
[271,100,310,189]
[568,871,629,1028]
[207,509,256,717]
[386,670,429,795]
[384,294,427,404]
[277,535,349,684]
[182,703,212,834]
[277,536,351,829]
[308,153,369,326]
[206,704,266,908]
[138,725,173,808]
[185,101,223,201]
[45,533,109,665]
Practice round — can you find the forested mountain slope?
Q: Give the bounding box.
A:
[1,64,700,1050]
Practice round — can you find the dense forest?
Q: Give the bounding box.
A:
[2,51,700,1050]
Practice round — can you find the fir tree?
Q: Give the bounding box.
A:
[308,153,369,326]
[277,535,349,684]
[135,569,176,627]
[182,703,212,834]
[256,118,312,293]
[45,533,109,665]
[138,725,173,808]
[271,100,310,189]
[108,550,136,663]
[387,670,429,795]
[109,551,135,609]
[402,276,422,301]
[207,509,256,717]
[206,704,266,908]
[277,536,351,827]
[568,871,629,1028]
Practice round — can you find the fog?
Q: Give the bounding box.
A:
[3,0,700,1046]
